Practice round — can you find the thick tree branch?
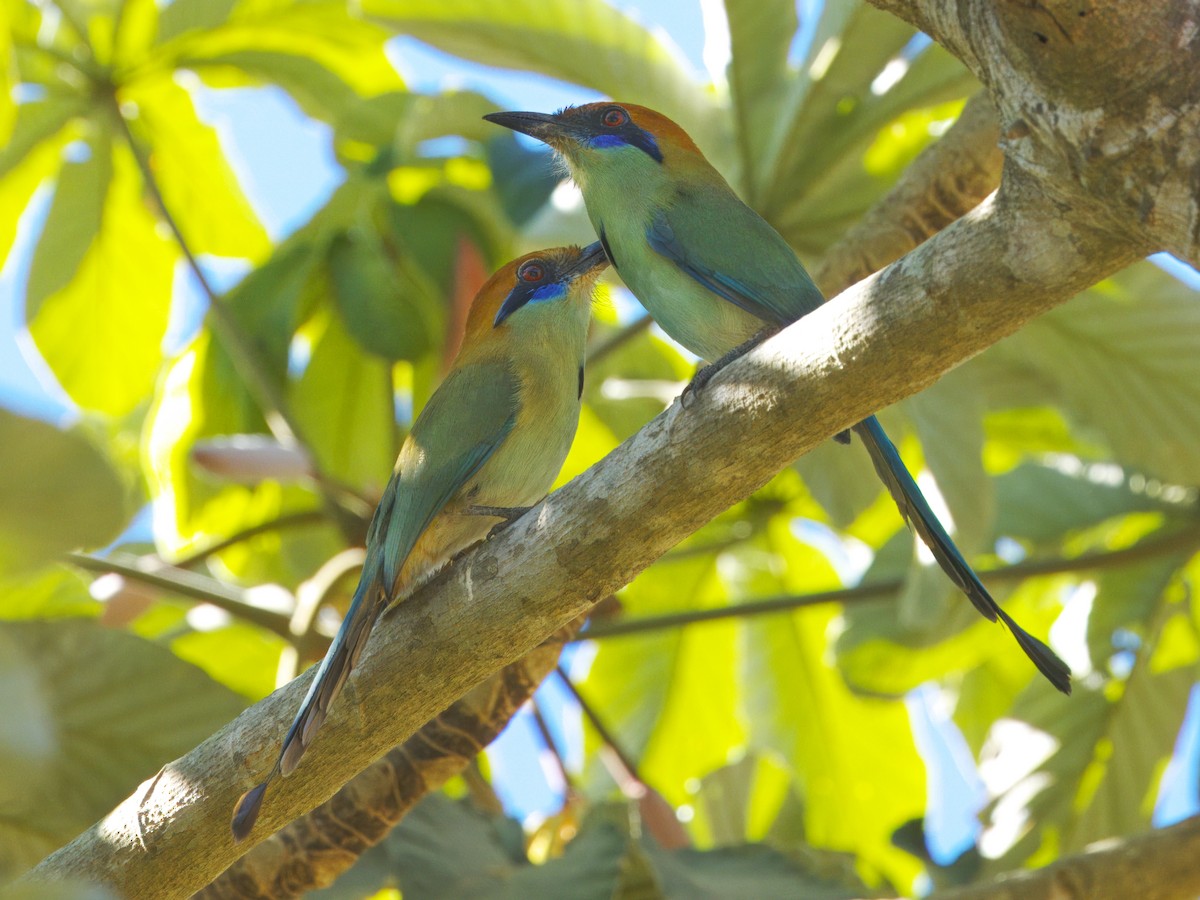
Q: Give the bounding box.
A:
[23,168,1140,896]
[814,91,1003,296]
[184,93,1018,896]
[928,815,1200,900]
[866,0,1200,265]
[195,618,583,898]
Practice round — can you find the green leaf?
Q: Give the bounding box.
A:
[0,619,244,878]
[319,794,865,900]
[583,557,744,805]
[0,410,127,576]
[990,263,1200,484]
[976,558,1192,872]
[363,0,719,147]
[722,0,798,202]
[26,143,175,415]
[156,0,238,45]
[0,96,87,181]
[335,89,499,153]
[144,329,340,585]
[26,130,113,314]
[742,603,924,887]
[291,302,396,490]
[993,460,1187,544]
[154,1,403,120]
[122,73,269,260]
[327,229,437,363]
[898,367,993,625]
[0,566,101,621]
[0,98,85,265]
[171,621,287,701]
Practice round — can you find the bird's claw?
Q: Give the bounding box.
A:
[679,364,716,409]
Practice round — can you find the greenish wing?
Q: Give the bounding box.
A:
[374,362,520,593]
[647,189,825,325]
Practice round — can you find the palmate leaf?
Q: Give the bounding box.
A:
[362,0,722,151]
[975,557,1196,874]
[26,141,175,415]
[154,0,403,120]
[720,0,796,202]
[582,555,745,806]
[736,522,924,888]
[988,263,1200,485]
[122,73,270,260]
[291,302,396,491]
[0,619,244,879]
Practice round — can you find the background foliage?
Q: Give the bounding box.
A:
[2,0,1198,896]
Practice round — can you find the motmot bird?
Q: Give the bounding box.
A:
[231,242,609,840]
[485,103,1071,694]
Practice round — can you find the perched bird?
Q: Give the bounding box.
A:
[485,103,1070,694]
[232,242,609,840]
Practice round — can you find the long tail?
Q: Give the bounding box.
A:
[231,567,388,841]
[852,416,1072,694]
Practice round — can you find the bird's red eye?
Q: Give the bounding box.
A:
[520,262,544,282]
[601,107,628,128]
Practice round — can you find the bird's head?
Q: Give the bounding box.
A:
[473,242,608,332]
[484,102,700,171]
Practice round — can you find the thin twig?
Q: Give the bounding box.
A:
[67,552,292,637]
[578,522,1200,640]
[170,510,329,569]
[554,664,642,786]
[585,315,653,367]
[531,698,574,794]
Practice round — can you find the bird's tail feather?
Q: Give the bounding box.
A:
[851,416,1071,694]
[231,568,387,841]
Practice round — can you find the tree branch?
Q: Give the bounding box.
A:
[195,617,584,898]
[927,815,1200,900]
[814,91,1003,296]
[23,167,1140,896]
[864,0,1200,265]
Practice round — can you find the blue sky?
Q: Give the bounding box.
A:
[4,0,1199,864]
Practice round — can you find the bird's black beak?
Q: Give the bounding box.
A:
[483,110,562,141]
[566,241,609,279]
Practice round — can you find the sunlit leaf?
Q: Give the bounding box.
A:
[0,566,101,621]
[26,143,175,415]
[291,303,396,490]
[582,556,743,805]
[26,129,112,313]
[155,0,403,120]
[363,0,720,149]
[990,263,1200,484]
[122,73,270,260]
[976,557,1191,873]
[0,98,85,264]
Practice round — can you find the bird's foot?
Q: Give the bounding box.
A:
[465,504,535,538]
[678,327,778,409]
[679,364,716,409]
